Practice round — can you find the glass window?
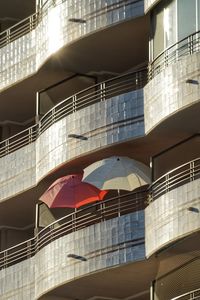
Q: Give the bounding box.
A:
[164,0,176,48]
[178,0,196,40]
[152,6,164,58]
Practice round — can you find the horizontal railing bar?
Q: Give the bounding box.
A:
[0,238,35,254]
[0,246,35,260]
[151,30,200,67]
[171,288,200,300]
[149,30,200,79]
[0,13,37,38]
[39,71,147,134]
[0,125,37,147]
[152,157,200,187]
[149,158,200,202]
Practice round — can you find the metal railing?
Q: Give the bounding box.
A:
[38,69,147,135]
[0,14,38,48]
[149,30,200,80]
[0,238,35,269]
[148,158,200,202]
[171,288,200,300]
[0,190,147,270]
[0,68,146,158]
[0,125,37,158]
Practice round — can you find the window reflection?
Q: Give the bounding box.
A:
[151,0,200,60]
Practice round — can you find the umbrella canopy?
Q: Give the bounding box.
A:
[39,174,107,208]
[83,156,151,191]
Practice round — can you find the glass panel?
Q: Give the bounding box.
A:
[178,0,196,40]
[152,7,164,58]
[164,0,177,48]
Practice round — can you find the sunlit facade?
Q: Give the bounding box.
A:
[0,0,200,299]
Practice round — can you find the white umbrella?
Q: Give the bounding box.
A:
[83,156,151,191]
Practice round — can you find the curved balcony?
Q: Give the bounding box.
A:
[0,191,146,299]
[0,69,147,201]
[145,158,200,257]
[0,0,144,91]
[145,31,200,133]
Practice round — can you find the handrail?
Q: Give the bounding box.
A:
[0,190,147,270]
[38,68,147,134]
[0,13,38,48]
[0,125,37,158]
[149,30,200,80]
[148,157,200,202]
[0,68,147,158]
[171,288,200,300]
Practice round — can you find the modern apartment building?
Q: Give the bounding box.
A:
[0,0,200,299]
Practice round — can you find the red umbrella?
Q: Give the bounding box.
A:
[39,174,107,208]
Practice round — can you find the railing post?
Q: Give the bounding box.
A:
[4,250,7,268]
[164,49,168,68]
[29,127,33,144]
[148,63,153,81]
[30,16,33,31]
[51,108,56,126]
[36,91,40,123]
[6,29,10,45]
[27,240,32,258]
[190,161,195,182]
[50,224,54,242]
[166,173,170,193]
[100,202,105,221]
[5,140,9,155]
[188,35,193,55]
[72,209,77,232]
[135,72,139,89]
[100,82,106,101]
[73,95,77,112]
[118,190,121,217]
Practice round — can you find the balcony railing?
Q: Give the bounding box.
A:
[0,190,147,270]
[149,31,200,80]
[0,125,37,157]
[39,69,147,135]
[171,288,200,300]
[148,158,200,202]
[0,68,147,158]
[0,14,38,48]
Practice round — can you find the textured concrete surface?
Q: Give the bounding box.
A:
[0,211,145,299]
[144,53,200,133]
[145,178,200,257]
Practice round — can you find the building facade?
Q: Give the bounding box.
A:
[0,0,200,299]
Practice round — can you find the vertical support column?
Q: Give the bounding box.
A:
[100,82,106,101]
[150,280,155,300]
[35,203,40,235]
[36,91,40,123]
